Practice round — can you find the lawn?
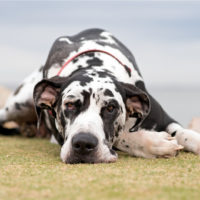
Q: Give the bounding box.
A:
[0,135,200,200]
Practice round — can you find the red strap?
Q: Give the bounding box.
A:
[56,49,131,76]
[48,110,53,116]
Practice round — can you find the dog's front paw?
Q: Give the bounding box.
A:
[115,130,183,159]
[147,132,183,158]
[176,129,200,155]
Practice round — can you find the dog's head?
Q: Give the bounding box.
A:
[33,69,150,164]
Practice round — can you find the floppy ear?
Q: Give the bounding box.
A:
[33,76,67,135]
[34,79,59,113]
[33,76,67,117]
[121,83,150,132]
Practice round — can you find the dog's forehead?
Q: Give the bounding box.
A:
[61,75,120,103]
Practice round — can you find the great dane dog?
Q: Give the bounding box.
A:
[0,28,200,164]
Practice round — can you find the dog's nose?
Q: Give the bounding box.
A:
[72,133,98,155]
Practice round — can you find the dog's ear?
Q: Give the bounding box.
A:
[33,76,67,135]
[33,76,66,117]
[121,82,150,132]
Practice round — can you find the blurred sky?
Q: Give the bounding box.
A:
[0,0,200,89]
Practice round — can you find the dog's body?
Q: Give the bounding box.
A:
[1,28,200,163]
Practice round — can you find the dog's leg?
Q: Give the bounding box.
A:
[114,130,183,158]
[0,67,43,135]
[127,84,200,157]
[166,122,200,155]
[138,88,200,155]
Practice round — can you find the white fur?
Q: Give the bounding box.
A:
[50,134,59,144]
[59,37,72,44]
[167,123,200,154]
[47,63,61,78]
[60,107,117,162]
[100,31,117,44]
[0,67,42,122]
[115,130,183,158]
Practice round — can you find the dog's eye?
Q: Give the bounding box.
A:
[65,102,76,111]
[106,105,115,113]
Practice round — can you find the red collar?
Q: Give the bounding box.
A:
[57,49,131,76]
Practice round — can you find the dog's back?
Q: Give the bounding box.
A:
[43,28,142,85]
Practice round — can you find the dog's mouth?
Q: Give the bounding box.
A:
[60,132,118,164]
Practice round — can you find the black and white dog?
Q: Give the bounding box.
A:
[1,28,200,164]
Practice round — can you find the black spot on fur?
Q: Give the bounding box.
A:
[115,87,119,92]
[67,95,75,99]
[96,94,100,104]
[185,138,188,141]
[60,112,66,128]
[6,107,8,111]
[72,58,79,63]
[125,145,129,148]
[81,90,91,112]
[135,81,146,91]
[66,68,94,87]
[115,125,122,137]
[110,149,116,155]
[86,52,95,57]
[124,65,131,77]
[97,71,107,78]
[14,84,24,96]
[39,66,44,72]
[104,89,114,97]
[45,111,64,146]
[87,57,103,67]
[171,131,177,137]
[14,101,33,112]
[91,72,96,76]
[80,76,93,86]
[118,125,122,132]
[15,103,21,110]
[96,69,116,79]
[100,100,120,141]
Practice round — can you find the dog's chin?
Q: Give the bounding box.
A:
[64,150,118,164]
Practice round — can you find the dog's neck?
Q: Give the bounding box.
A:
[57,49,131,76]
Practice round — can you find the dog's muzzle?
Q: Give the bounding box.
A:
[66,132,99,164]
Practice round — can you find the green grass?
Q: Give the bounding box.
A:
[0,135,200,200]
